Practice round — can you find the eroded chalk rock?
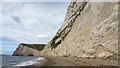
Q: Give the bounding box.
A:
[39,1,118,59]
[98,52,113,58]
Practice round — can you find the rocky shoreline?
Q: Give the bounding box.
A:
[19,56,118,68]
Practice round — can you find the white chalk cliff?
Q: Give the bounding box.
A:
[38,1,118,58]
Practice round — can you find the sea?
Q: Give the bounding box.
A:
[1,54,45,68]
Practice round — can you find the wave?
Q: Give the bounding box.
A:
[14,57,45,66]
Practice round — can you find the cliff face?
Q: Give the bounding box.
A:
[38,1,118,58]
[13,43,45,56]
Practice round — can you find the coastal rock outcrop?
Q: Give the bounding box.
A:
[39,1,118,58]
[13,43,46,56]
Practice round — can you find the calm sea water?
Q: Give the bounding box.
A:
[1,55,44,68]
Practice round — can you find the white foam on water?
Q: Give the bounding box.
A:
[14,57,45,66]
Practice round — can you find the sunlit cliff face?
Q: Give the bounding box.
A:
[39,2,118,58]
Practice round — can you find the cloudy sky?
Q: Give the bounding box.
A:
[1,2,70,55]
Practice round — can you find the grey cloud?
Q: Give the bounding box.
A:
[12,16,21,23]
[2,2,69,44]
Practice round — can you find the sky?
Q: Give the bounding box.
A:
[1,2,70,55]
